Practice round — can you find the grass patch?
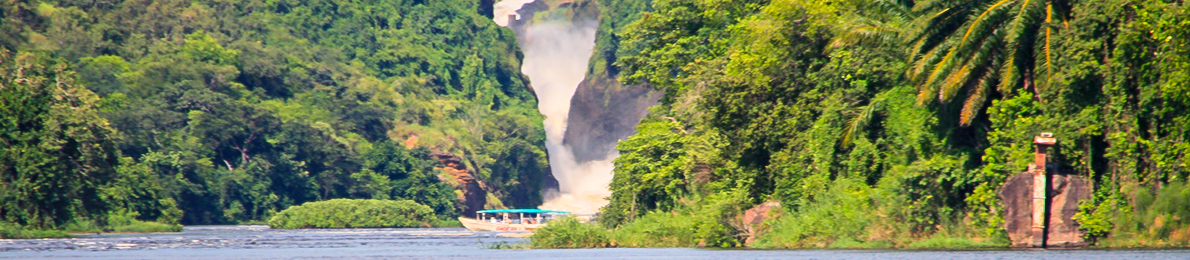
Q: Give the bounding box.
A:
[0,223,71,239]
[3,213,180,239]
[62,220,103,234]
[482,240,530,249]
[434,219,463,227]
[268,199,451,229]
[104,210,183,233]
[905,235,1004,249]
[109,221,183,233]
[826,237,894,249]
[610,211,702,247]
[529,217,613,248]
[531,192,748,248]
[237,220,270,225]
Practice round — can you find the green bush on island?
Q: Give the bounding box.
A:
[268,199,460,229]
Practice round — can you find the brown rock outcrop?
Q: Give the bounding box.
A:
[431,150,487,216]
[741,200,782,246]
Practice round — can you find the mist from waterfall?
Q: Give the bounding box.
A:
[492,0,536,26]
[495,1,611,214]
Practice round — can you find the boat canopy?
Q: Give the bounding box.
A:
[475,209,569,214]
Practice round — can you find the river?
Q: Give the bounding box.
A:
[2,226,1187,259]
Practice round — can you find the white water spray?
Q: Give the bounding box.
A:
[492,0,536,26]
[496,1,611,214]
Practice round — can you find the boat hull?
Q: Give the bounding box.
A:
[458,217,544,231]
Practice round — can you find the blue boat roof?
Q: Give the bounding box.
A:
[475,209,569,214]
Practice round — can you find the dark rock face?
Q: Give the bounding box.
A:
[998,164,1091,248]
[563,75,660,162]
[1000,171,1034,247]
[506,0,550,37]
[1046,172,1092,247]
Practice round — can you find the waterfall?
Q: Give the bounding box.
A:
[495,1,610,214]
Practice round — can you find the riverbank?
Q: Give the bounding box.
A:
[0,223,70,239]
[528,217,1005,249]
[529,210,1188,250]
[530,218,1189,250]
[1,221,181,239]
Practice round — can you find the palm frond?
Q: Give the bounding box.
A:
[960,30,1008,126]
[913,0,979,13]
[889,0,1064,126]
[998,54,1019,94]
[872,0,915,21]
[959,0,1015,44]
[934,1,1015,103]
[1039,2,1054,95]
[830,22,904,49]
[913,40,955,104]
[911,39,953,83]
[904,6,966,57]
[841,100,883,148]
[961,65,997,126]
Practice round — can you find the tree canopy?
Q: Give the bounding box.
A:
[597,0,1190,247]
[0,0,551,228]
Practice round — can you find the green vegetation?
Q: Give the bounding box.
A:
[530,217,612,248]
[1076,181,1190,247]
[0,223,70,239]
[105,211,185,233]
[1,0,550,236]
[531,192,744,248]
[268,199,457,229]
[536,0,1190,249]
[483,241,530,249]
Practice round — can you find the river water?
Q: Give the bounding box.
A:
[2,226,1187,259]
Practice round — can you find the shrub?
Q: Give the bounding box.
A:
[529,217,613,248]
[532,191,747,248]
[105,210,183,233]
[268,199,447,229]
[108,221,183,233]
[0,223,70,239]
[1084,181,1190,248]
[752,179,876,249]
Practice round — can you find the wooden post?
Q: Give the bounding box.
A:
[1033,133,1056,248]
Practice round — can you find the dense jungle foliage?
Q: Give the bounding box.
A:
[267,199,457,229]
[0,0,551,234]
[574,0,1190,248]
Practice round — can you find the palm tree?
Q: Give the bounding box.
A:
[834,0,1070,126]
